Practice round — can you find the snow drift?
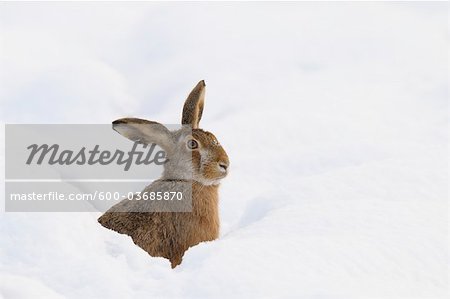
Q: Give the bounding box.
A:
[0,2,448,298]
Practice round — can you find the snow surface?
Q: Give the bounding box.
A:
[0,2,448,298]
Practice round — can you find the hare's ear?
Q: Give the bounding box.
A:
[112,118,174,152]
[181,80,205,129]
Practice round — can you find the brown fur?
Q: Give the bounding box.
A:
[182,80,205,128]
[97,81,228,268]
[98,181,219,268]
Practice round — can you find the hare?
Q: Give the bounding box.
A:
[98,80,229,268]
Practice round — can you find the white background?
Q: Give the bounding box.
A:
[0,2,448,298]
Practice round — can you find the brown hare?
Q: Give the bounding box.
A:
[98,81,229,268]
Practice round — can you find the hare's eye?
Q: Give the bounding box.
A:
[186,139,198,150]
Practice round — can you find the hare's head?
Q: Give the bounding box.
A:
[112,81,229,185]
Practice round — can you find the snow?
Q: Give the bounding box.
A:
[0,2,448,298]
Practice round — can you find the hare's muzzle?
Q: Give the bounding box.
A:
[218,162,228,173]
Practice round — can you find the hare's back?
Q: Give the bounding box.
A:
[97,179,192,235]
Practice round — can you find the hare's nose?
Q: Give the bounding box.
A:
[218,162,228,172]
